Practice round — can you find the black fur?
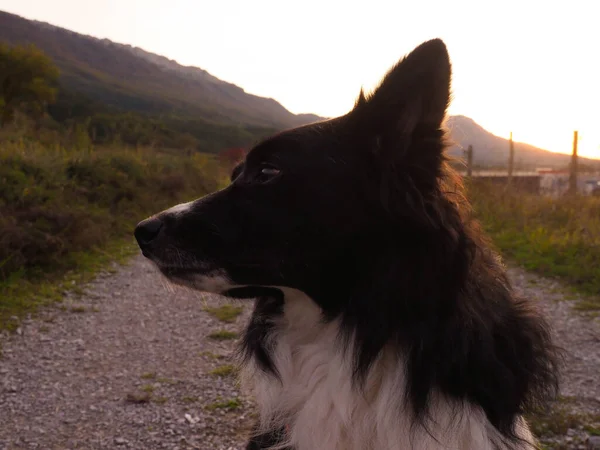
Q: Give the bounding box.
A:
[135,39,560,449]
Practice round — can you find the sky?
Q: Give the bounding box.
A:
[1,0,598,158]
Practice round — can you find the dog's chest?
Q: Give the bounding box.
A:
[243,295,365,449]
[241,292,515,450]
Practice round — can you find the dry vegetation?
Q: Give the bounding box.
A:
[468,180,600,310]
[0,125,227,331]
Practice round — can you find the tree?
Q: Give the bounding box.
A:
[0,43,60,126]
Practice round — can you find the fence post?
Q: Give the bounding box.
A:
[568,130,578,195]
[467,145,473,177]
[507,131,514,187]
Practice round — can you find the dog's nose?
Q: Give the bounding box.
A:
[134,217,163,246]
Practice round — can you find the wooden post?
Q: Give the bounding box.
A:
[507,132,514,186]
[569,130,578,195]
[467,145,473,177]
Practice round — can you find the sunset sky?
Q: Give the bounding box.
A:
[1,0,598,158]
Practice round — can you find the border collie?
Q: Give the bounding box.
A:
[134,39,559,450]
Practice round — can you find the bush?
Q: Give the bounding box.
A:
[0,140,223,282]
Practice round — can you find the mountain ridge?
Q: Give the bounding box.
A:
[0,9,596,167]
[0,10,321,129]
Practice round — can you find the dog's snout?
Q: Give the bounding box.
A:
[134,217,163,246]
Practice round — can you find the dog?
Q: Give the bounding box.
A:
[134,39,559,450]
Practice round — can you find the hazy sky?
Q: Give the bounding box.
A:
[1,0,598,158]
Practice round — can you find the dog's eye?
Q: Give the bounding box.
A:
[255,165,281,183]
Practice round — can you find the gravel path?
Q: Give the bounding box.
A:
[0,255,598,450]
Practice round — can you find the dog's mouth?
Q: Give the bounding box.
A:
[146,259,234,294]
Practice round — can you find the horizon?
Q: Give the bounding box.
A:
[0,1,598,159]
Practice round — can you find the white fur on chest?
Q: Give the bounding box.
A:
[240,289,534,450]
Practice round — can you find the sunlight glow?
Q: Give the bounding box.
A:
[0,0,598,158]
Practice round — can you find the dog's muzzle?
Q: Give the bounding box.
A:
[134,217,163,251]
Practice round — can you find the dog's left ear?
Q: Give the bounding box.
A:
[352,38,451,149]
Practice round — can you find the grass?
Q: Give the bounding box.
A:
[526,397,600,443]
[209,364,238,378]
[199,351,226,360]
[140,384,155,394]
[468,180,600,310]
[0,137,225,331]
[204,305,244,323]
[140,372,156,380]
[205,397,242,411]
[207,330,239,341]
[0,238,138,333]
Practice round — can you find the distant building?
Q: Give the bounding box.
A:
[536,169,600,196]
[457,168,600,196]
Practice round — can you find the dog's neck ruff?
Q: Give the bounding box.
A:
[240,289,534,450]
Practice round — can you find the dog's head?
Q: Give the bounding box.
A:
[135,39,453,303]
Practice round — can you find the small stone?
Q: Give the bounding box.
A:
[114,437,128,445]
[588,436,600,450]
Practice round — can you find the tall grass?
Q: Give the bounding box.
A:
[468,180,600,302]
[0,138,226,329]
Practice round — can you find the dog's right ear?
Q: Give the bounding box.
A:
[350,38,451,154]
[348,39,452,224]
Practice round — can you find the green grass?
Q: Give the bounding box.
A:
[140,384,155,394]
[209,364,238,378]
[204,305,244,323]
[0,237,138,332]
[526,398,600,442]
[207,330,239,341]
[199,351,226,360]
[0,138,225,331]
[468,180,600,310]
[205,397,242,411]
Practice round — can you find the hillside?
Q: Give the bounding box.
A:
[446,116,598,169]
[0,10,320,130]
[1,10,595,166]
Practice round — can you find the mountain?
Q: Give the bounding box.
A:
[446,116,598,169]
[0,10,321,129]
[0,10,594,167]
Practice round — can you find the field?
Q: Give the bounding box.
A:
[3,139,600,332]
[468,180,600,310]
[0,127,227,331]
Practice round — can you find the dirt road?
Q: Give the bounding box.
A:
[1,256,598,449]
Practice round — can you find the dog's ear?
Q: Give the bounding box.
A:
[349,39,452,225]
[352,38,451,146]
